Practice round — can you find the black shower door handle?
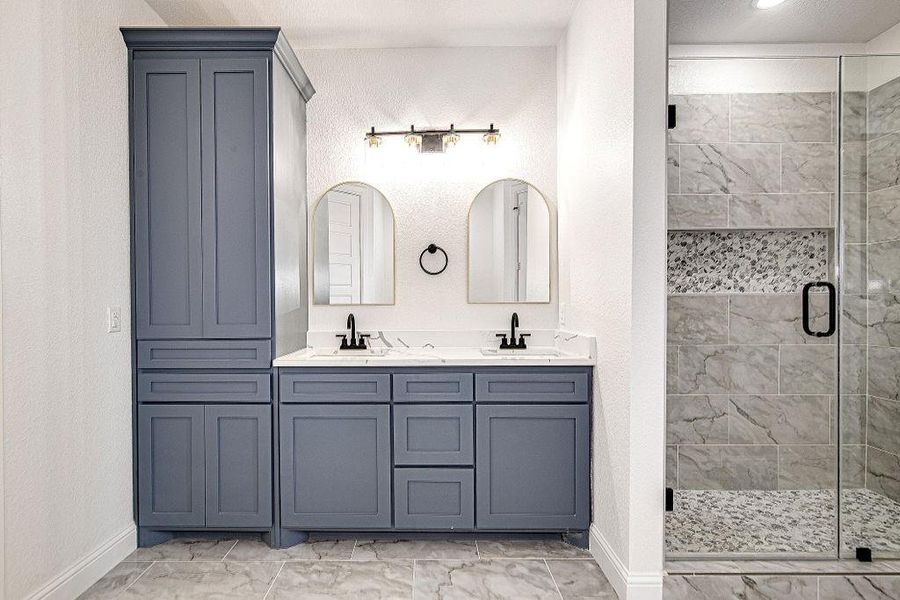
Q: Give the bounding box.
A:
[802,281,836,338]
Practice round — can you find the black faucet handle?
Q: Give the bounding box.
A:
[357,334,371,349]
[335,334,349,349]
[495,333,509,349]
[518,333,531,349]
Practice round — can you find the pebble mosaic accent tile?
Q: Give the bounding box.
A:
[666,488,900,555]
[667,230,828,294]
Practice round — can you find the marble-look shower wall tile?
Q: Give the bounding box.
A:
[667,445,677,488]
[678,445,778,490]
[868,132,900,192]
[667,345,678,393]
[869,346,900,401]
[842,193,867,244]
[668,94,730,143]
[667,144,680,193]
[869,75,900,138]
[666,395,729,444]
[778,445,836,490]
[728,293,828,344]
[782,143,836,193]
[842,244,868,294]
[667,194,729,229]
[841,445,867,488]
[841,141,868,194]
[676,345,779,394]
[841,344,868,396]
[667,295,728,344]
[668,230,828,294]
[819,575,900,600]
[840,395,867,445]
[868,293,900,347]
[680,143,781,194]
[779,344,836,394]
[868,396,900,455]
[867,447,900,503]
[868,185,900,243]
[729,395,831,445]
[664,575,818,600]
[729,193,831,228]
[842,91,868,143]
[869,240,900,293]
[841,294,868,345]
[731,92,833,143]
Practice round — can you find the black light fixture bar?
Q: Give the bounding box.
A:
[365,123,499,138]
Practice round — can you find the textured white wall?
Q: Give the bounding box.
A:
[558,0,666,595]
[297,46,558,333]
[669,57,838,94]
[0,1,163,597]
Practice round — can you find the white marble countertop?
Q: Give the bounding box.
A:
[273,345,594,367]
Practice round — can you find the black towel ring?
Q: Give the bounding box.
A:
[419,244,448,275]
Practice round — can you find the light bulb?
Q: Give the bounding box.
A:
[366,134,382,148]
[754,0,786,9]
[443,132,460,148]
[404,133,422,148]
[483,131,500,145]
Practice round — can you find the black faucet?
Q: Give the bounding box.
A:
[336,313,370,350]
[496,312,530,349]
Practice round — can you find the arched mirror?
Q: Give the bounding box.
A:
[468,179,551,303]
[312,182,395,305]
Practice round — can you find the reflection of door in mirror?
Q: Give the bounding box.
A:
[326,187,361,304]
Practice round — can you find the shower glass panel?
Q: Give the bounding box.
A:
[666,57,840,557]
[840,55,900,559]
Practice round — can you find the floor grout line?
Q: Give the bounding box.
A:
[544,558,565,600]
[262,561,285,600]
[116,561,155,598]
[221,539,240,561]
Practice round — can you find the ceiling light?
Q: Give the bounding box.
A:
[754,0,786,9]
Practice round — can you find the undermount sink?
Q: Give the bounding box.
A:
[312,347,391,357]
[480,347,562,357]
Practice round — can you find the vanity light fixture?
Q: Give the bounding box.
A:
[364,123,500,153]
[753,0,787,9]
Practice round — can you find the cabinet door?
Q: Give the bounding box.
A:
[133,58,203,339]
[138,405,205,527]
[280,404,391,529]
[200,58,271,338]
[205,405,272,528]
[476,405,590,530]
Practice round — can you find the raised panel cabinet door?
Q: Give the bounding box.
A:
[138,405,205,527]
[476,404,590,530]
[280,404,391,529]
[200,58,271,338]
[205,405,272,528]
[133,58,203,339]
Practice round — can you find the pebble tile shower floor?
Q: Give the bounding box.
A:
[78,537,617,599]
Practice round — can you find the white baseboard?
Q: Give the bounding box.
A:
[589,525,664,600]
[25,523,137,600]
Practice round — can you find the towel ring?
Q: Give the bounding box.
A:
[419,244,448,275]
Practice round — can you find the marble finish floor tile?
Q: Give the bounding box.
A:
[270,560,414,599]
[225,538,354,561]
[546,559,618,599]
[77,562,151,599]
[413,559,560,599]
[352,539,478,560]
[124,538,237,562]
[120,561,280,599]
[818,575,900,599]
[664,574,818,599]
[476,539,592,559]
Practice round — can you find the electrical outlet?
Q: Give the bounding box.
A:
[107,306,122,333]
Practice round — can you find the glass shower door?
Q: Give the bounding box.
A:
[839,55,900,559]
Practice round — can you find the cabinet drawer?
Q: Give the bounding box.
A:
[279,372,391,403]
[475,371,589,403]
[393,373,473,403]
[137,340,272,369]
[394,468,474,530]
[394,405,473,465]
[138,373,271,403]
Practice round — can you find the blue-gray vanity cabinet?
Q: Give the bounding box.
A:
[279,372,391,403]
[205,405,272,528]
[394,468,474,530]
[476,404,590,530]
[138,405,205,527]
[393,404,474,465]
[136,340,273,370]
[280,404,391,529]
[132,58,203,340]
[393,372,474,403]
[475,371,589,403]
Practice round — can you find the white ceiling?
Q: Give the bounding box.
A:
[669,0,900,45]
[143,0,578,48]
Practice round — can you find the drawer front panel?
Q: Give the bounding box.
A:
[137,340,272,369]
[279,373,391,403]
[394,405,473,465]
[138,373,271,403]
[393,373,473,403]
[394,468,474,530]
[475,372,589,403]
